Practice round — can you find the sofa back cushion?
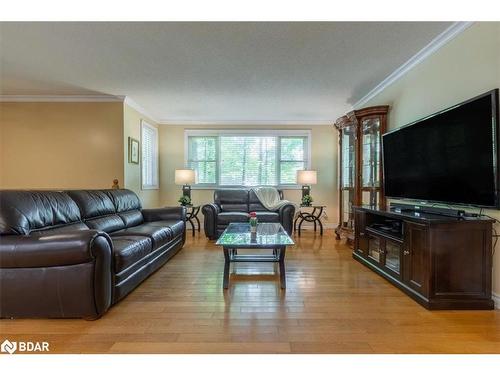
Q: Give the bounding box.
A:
[66,190,126,233]
[106,189,144,228]
[248,189,284,212]
[214,189,249,212]
[0,191,82,235]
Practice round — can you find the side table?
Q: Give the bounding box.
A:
[294,205,326,236]
[185,205,201,237]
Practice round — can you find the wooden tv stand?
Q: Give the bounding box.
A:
[353,206,494,309]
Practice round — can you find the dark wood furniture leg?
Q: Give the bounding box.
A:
[223,247,230,289]
[279,246,286,289]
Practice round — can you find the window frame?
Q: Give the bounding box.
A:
[141,120,159,190]
[184,129,311,189]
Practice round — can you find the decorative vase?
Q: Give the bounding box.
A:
[249,212,258,233]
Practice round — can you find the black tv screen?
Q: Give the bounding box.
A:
[382,89,499,208]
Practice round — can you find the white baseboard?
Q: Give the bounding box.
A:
[493,292,500,309]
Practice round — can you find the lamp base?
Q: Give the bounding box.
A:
[182,185,191,199]
[301,185,310,199]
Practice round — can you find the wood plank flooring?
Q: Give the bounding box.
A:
[1,230,499,354]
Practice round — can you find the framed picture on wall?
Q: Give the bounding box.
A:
[128,137,140,164]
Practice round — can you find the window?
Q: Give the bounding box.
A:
[185,130,310,187]
[141,121,159,189]
[187,136,217,184]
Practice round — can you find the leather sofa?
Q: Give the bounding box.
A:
[0,189,185,320]
[202,188,295,240]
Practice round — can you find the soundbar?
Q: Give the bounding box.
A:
[389,202,471,218]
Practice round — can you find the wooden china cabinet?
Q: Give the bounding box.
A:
[334,105,389,243]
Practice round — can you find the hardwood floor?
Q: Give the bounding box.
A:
[1,230,499,354]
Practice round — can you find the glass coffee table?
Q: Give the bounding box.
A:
[216,222,294,289]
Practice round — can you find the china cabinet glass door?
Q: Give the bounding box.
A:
[360,117,382,208]
[340,124,356,230]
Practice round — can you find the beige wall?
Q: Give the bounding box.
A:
[158,124,338,225]
[0,102,124,189]
[358,22,500,300]
[123,104,160,208]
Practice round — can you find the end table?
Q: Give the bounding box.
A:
[294,205,326,236]
[184,205,201,236]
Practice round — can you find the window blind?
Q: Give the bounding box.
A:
[186,131,309,187]
[141,121,159,189]
[220,136,276,186]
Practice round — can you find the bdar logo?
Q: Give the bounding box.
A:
[0,339,49,354]
[1,339,17,354]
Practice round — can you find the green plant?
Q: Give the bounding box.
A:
[302,194,313,206]
[178,195,192,206]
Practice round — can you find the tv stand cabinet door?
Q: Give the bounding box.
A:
[354,210,368,257]
[403,222,429,296]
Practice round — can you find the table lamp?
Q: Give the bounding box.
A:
[175,169,196,199]
[297,170,317,200]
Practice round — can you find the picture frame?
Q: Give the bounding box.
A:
[128,137,140,164]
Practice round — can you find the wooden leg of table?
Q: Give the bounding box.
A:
[223,247,230,289]
[279,247,286,289]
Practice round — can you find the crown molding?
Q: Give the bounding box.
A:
[0,94,125,102]
[123,97,159,123]
[353,21,474,109]
[158,119,333,126]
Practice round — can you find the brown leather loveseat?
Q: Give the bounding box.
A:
[0,189,185,320]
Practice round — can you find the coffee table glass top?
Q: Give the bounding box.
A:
[216,223,294,248]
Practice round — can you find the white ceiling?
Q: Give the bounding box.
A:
[0,22,452,123]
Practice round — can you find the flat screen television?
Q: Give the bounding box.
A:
[382,89,499,208]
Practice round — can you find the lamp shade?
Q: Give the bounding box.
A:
[297,170,317,185]
[175,169,196,185]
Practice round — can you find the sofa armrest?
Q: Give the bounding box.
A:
[279,203,296,235]
[0,230,112,268]
[0,230,113,319]
[142,206,186,222]
[202,204,220,240]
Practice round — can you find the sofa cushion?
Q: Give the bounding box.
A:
[110,235,153,274]
[66,190,126,233]
[86,215,126,233]
[217,212,250,224]
[0,191,82,235]
[106,189,144,227]
[249,190,267,211]
[255,211,280,222]
[214,189,249,212]
[66,190,116,218]
[31,222,90,235]
[118,210,144,228]
[147,220,185,238]
[112,224,173,249]
[106,189,142,212]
